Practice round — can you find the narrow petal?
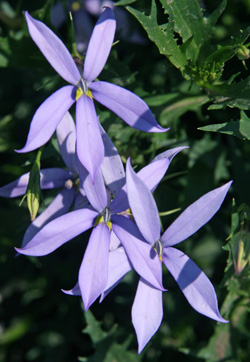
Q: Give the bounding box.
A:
[151,146,188,163]
[109,230,121,251]
[21,187,76,248]
[73,191,90,211]
[76,95,104,181]
[83,8,116,82]
[15,208,98,256]
[17,86,75,153]
[163,247,227,322]
[126,159,161,244]
[100,246,132,302]
[100,124,125,196]
[112,215,164,291]
[90,81,168,132]
[0,168,71,198]
[56,112,77,173]
[25,12,80,84]
[110,156,170,214]
[132,278,163,353]
[0,173,29,197]
[77,156,108,212]
[62,282,81,296]
[161,181,233,247]
[40,168,71,189]
[79,223,110,310]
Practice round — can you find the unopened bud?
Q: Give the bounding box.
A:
[236,45,250,60]
[233,231,250,275]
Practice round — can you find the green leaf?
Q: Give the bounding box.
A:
[115,0,136,5]
[160,0,227,60]
[80,310,142,362]
[126,1,187,69]
[199,111,250,140]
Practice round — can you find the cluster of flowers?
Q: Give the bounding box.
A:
[0,7,232,353]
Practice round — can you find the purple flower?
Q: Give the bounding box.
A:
[119,159,232,352]
[15,146,184,311]
[0,112,88,247]
[17,8,168,180]
[95,159,232,352]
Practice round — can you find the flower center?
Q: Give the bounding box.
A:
[76,79,93,101]
[153,239,163,261]
[94,207,112,231]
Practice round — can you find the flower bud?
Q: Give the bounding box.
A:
[233,230,250,275]
[236,45,250,60]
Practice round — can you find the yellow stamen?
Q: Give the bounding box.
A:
[159,255,163,262]
[76,87,83,101]
[94,215,112,231]
[86,89,93,99]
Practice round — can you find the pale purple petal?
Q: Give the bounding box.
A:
[151,146,188,163]
[132,278,163,353]
[15,208,98,256]
[40,168,71,189]
[85,0,114,15]
[0,168,71,197]
[100,124,125,195]
[100,246,132,302]
[163,247,227,322]
[77,157,108,212]
[21,187,76,248]
[73,191,90,211]
[17,86,75,153]
[83,8,116,82]
[90,81,169,132]
[56,112,77,173]
[109,230,121,251]
[126,158,161,244]
[110,156,170,214]
[0,173,29,197]
[76,95,104,181]
[112,215,164,291]
[62,282,81,296]
[161,181,233,247]
[79,223,110,310]
[25,12,80,84]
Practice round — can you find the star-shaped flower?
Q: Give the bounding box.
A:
[15,146,184,311]
[17,8,168,180]
[98,159,232,352]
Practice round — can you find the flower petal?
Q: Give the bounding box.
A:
[15,208,98,256]
[100,246,132,302]
[132,278,163,353]
[25,12,80,84]
[73,191,90,211]
[161,181,232,247]
[100,124,125,196]
[56,112,77,173]
[77,156,108,212]
[126,158,161,244]
[76,95,104,181]
[62,282,81,296]
[83,8,116,82]
[0,173,29,198]
[40,168,71,189]
[17,86,75,153]
[151,146,188,163]
[90,81,168,132]
[0,168,71,198]
[112,215,164,291]
[79,223,110,310]
[163,247,227,322]
[21,187,76,248]
[110,155,170,214]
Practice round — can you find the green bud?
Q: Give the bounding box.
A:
[236,45,250,60]
[20,147,43,221]
[233,230,250,275]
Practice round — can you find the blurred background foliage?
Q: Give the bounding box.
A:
[1,0,250,361]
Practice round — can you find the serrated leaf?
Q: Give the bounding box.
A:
[160,0,227,59]
[126,1,187,69]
